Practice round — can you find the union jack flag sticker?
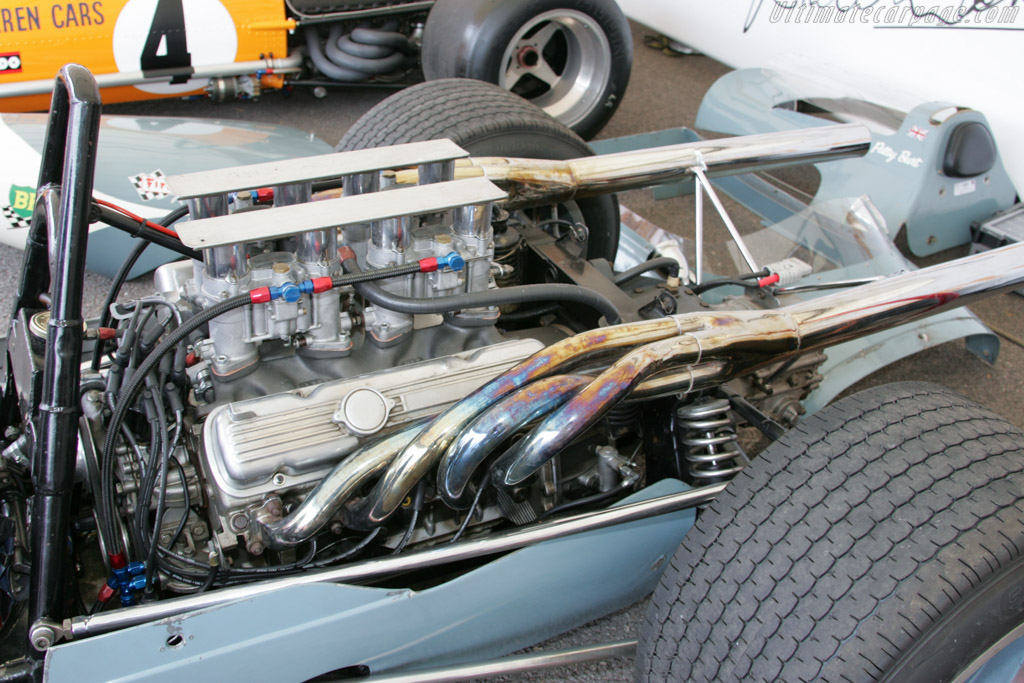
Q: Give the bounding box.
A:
[908,125,928,142]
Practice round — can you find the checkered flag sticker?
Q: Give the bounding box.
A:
[2,205,30,229]
[129,169,172,201]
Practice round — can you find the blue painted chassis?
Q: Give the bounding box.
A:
[46,480,694,680]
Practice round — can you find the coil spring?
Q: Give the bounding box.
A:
[675,397,749,482]
[605,401,641,439]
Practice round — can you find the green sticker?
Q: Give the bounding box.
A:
[8,185,35,218]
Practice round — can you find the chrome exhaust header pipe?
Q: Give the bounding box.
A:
[436,374,592,509]
[386,123,871,210]
[358,316,703,526]
[278,239,1024,539]
[493,241,1024,485]
[260,422,427,550]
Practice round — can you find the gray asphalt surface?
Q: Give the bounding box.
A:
[5,18,1021,682]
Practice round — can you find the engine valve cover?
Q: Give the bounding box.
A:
[201,338,543,507]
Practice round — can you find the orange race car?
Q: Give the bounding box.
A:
[0,0,632,138]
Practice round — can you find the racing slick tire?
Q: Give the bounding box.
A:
[337,78,619,262]
[638,382,1024,682]
[420,0,631,140]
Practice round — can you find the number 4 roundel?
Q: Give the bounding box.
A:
[111,0,238,95]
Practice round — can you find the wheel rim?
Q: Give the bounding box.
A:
[953,623,1024,683]
[497,9,612,129]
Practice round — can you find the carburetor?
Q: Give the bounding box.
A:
[167,140,506,379]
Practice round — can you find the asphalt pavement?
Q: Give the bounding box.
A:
[3,18,1021,682]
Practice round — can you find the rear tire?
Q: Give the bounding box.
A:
[420,0,631,140]
[337,78,619,261]
[638,382,1024,682]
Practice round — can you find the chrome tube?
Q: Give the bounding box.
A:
[785,240,1024,345]
[452,202,492,239]
[631,361,729,400]
[468,123,870,209]
[369,215,411,267]
[67,483,726,640]
[341,171,379,268]
[276,182,330,266]
[418,160,455,185]
[493,241,1024,486]
[360,640,637,682]
[0,54,303,98]
[493,312,799,487]
[188,195,243,280]
[261,423,426,550]
[436,374,591,508]
[359,316,699,525]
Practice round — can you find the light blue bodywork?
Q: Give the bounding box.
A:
[45,480,694,681]
[3,114,333,278]
[696,68,1018,257]
[591,128,999,415]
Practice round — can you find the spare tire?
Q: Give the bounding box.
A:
[337,78,620,262]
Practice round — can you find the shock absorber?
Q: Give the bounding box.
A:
[675,396,749,483]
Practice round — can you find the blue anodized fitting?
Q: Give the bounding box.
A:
[437,251,465,272]
[110,561,147,606]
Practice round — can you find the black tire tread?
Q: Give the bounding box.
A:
[336,78,620,261]
[337,79,589,153]
[638,382,1024,682]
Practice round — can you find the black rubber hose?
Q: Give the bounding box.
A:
[142,386,172,596]
[101,294,250,556]
[93,206,189,371]
[342,258,623,325]
[613,257,680,287]
[536,482,633,521]
[100,263,435,556]
[690,268,770,295]
[391,479,425,556]
[165,457,191,550]
[196,566,217,594]
[324,24,406,75]
[498,303,561,323]
[93,205,200,261]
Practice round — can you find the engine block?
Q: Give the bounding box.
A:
[199,338,543,528]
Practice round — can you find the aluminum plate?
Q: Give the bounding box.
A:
[166,139,469,199]
[175,177,507,249]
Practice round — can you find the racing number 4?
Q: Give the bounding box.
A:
[140,0,191,78]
